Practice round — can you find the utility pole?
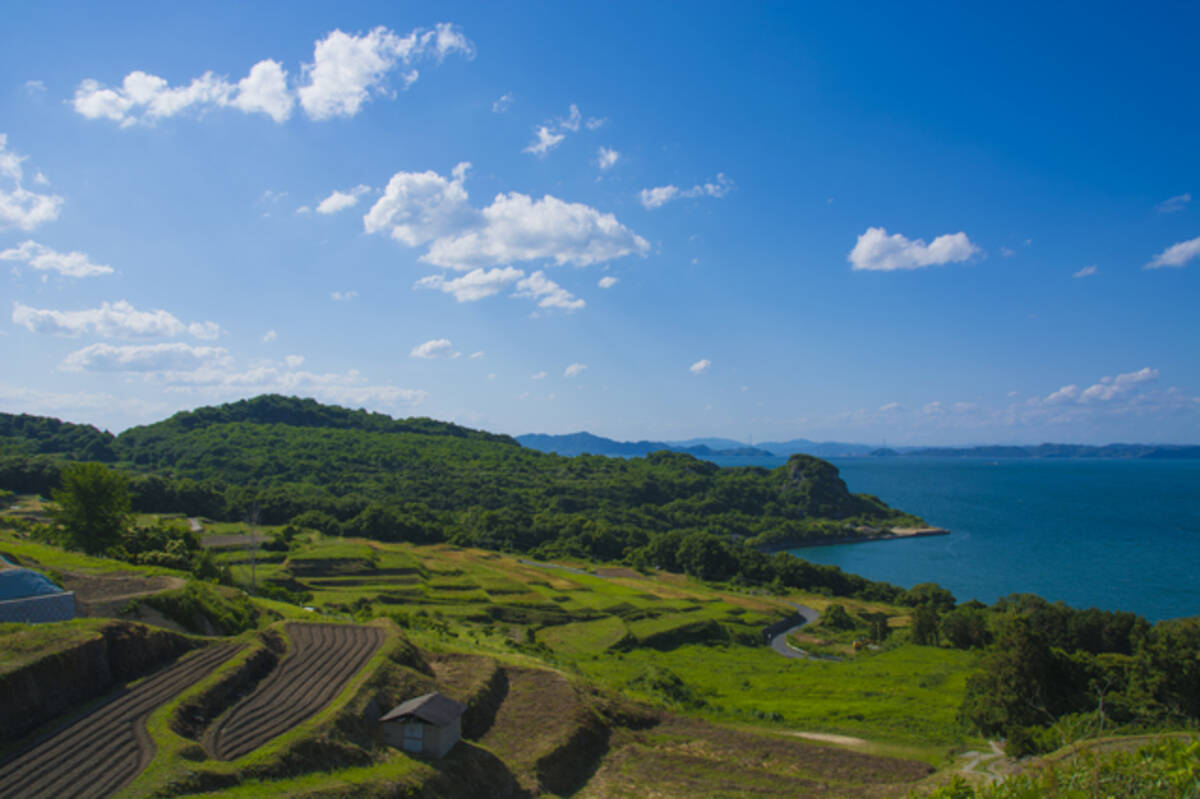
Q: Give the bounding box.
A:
[246,504,260,596]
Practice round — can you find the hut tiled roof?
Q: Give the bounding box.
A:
[381,692,466,726]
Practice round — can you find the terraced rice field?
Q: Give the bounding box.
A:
[207,622,384,761]
[0,643,241,799]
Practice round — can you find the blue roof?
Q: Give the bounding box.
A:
[0,568,66,601]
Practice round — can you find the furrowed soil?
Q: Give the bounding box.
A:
[206,622,384,761]
[0,643,240,799]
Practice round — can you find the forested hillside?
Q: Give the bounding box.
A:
[0,395,922,599]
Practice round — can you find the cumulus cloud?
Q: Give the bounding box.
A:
[564,363,587,378]
[0,240,112,277]
[12,300,219,340]
[330,290,358,301]
[492,92,513,113]
[1146,235,1200,269]
[284,354,304,368]
[316,184,371,214]
[410,338,457,359]
[639,173,732,209]
[298,24,473,120]
[414,266,523,302]
[72,24,473,126]
[62,342,231,372]
[366,164,648,273]
[157,362,426,409]
[513,271,584,311]
[690,359,711,374]
[262,329,278,343]
[0,135,63,231]
[848,227,980,271]
[597,147,619,170]
[597,275,618,288]
[364,163,474,246]
[1156,193,1191,213]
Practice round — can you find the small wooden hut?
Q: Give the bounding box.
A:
[381,692,466,757]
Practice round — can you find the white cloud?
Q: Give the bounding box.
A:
[597,147,620,170]
[73,24,473,126]
[363,163,473,246]
[330,290,358,301]
[1156,193,1191,213]
[155,362,426,409]
[878,402,903,412]
[639,173,732,210]
[1073,265,1098,278]
[1044,385,1080,405]
[12,300,216,339]
[848,226,980,271]
[523,104,601,156]
[229,60,293,122]
[414,266,523,302]
[564,363,587,378]
[492,92,513,113]
[366,164,648,273]
[262,329,278,343]
[1000,246,1016,257]
[513,271,584,311]
[530,371,547,380]
[284,354,305,368]
[523,126,566,157]
[0,135,63,231]
[690,359,711,374]
[299,25,473,120]
[23,80,46,96]
[316,184,371,214]
[639,185,680,209]
[469,351,484,359]
[410,338,456,359]
[0,240,112,277]
[597,275,618,288]
[424,191,649,270]
[1079,367,1159,403]
[62,342,230,372]
[1146,235,1200,269]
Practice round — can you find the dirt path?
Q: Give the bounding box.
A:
[0,643,240,799]
[206,623,384,761]
[57,571,186,619]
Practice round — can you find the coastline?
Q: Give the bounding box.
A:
[762,526,950,552]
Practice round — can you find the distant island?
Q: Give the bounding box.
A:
[868,443,1200,459]
[517,432,1200,460]
[515,431,774,458]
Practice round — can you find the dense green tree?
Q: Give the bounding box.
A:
[911,604,942,645]
[51,462,132,554]
[940,604,994,649]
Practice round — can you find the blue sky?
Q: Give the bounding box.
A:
[2,1,1198,444]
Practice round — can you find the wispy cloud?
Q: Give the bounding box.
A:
[1156,193,1191,213]
[690,359,711,374]
[315,184,371,214]
[0,240,111,277]
[410,338,458,359]
[13,300,219,340]
[639,173,732,209]
[1073,265,1098,278]
[1146,235,1200,269]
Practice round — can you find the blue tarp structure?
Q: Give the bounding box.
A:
[0,567,66,601]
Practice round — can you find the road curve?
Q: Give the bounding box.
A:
[768,603,819,659]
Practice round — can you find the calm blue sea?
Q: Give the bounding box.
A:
[708,455,1200,622]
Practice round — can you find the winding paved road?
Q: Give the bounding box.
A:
[767,603,820,659]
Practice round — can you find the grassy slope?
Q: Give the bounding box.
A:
[1,523,982,796]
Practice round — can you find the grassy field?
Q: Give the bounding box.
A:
[0,508,990,795]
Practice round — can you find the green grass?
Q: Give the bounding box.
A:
[0,530,185,577]
[537,616,630,655]
[0,618,111,672]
